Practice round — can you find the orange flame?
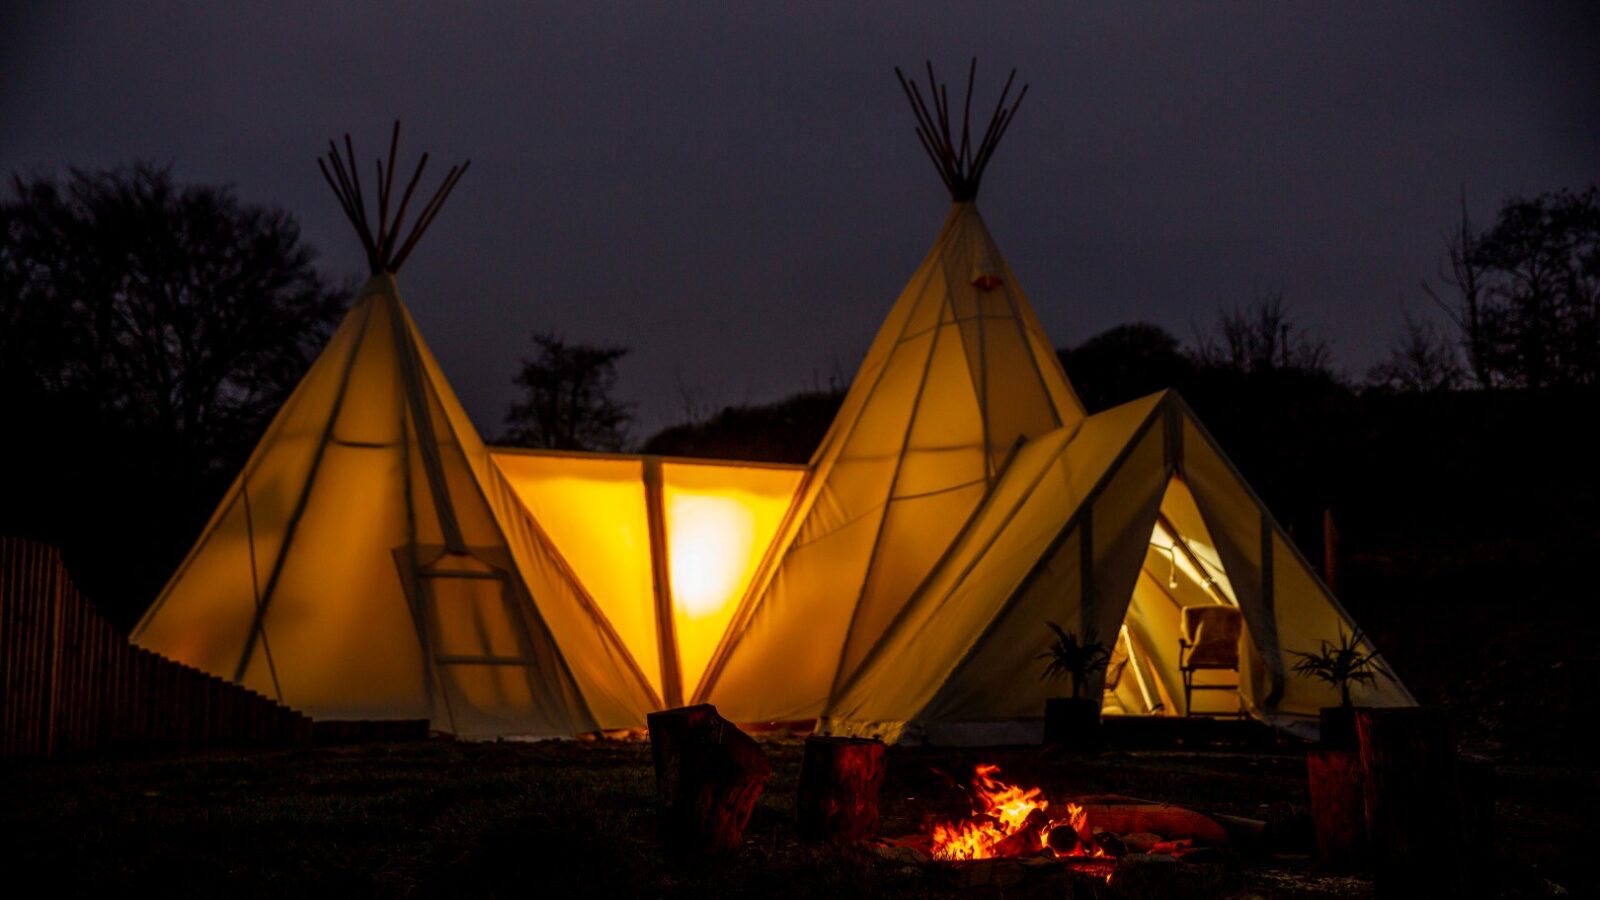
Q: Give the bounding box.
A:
[928,765,1111,861]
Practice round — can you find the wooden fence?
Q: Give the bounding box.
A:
[1,536,312,760]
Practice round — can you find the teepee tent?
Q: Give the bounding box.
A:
[696,64,1085,722]
[133,128,657,737]
[820,391,1416,745]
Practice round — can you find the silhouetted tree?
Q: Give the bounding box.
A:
[1196,290,1333,376]
[1477,187,1599,388]
[0,164,345,473]
[1423,192,1493,387]
[0,164,346,627]
[1367,313,1464,393]
[1428,186,1600,388]
[1057,322,1195,412]
[502,333,633,451]
[642,388,844,463]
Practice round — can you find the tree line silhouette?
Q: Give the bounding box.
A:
[4,164,1597,755]
[2,165,345,629]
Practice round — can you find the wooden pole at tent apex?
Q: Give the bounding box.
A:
[316,121,471,276]
[894,58,1028,203]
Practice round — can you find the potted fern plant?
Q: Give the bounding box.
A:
[1289,627,1395,749]
[1039,622,1110,749]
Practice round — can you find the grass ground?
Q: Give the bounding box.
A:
[4,738,1590,898]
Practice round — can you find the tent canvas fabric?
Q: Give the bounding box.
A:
[490,449,806,707]
[819,390,1416,745]
[133,275,658,737]
[136,195,1413,742]
[694,202,1086,722]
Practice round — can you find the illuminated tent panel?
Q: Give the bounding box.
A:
[492,450,805,706]
[662,461,802,699]
[700,203,1086,722]
[488,454,659,697]
[821,391,1415,745]
[135,276,658,737]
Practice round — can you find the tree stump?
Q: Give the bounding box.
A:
[1306,748,1366,870]
[796,735,886,842]
[1043,697,1101,750]
[1357,708,1464,897]
[1319,705,1359,750]
[647,704,772,855]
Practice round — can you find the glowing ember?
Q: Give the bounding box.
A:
[928,764,1110,862]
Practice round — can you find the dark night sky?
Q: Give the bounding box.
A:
[4,3,1597,439]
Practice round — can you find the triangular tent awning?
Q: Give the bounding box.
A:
[491,450,805,707]
[820,391,1416,745]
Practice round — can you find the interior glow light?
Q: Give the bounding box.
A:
[667,495,756,618]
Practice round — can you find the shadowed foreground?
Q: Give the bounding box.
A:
[3,739,1587,898]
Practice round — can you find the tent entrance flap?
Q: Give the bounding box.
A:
[1103,474,1248,719]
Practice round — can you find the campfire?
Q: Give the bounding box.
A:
[875,763,1237,888]
[928,764,1109,861]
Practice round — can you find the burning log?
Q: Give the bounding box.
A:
[796,735,886,843]
[1066,796,1230,845]
[646,704,772,855]
[1356,708,1466,897]
[1044,823,1082,855]
[991,807,1050,858]
[1091,831,1126,857]
[1306,748,1366,870]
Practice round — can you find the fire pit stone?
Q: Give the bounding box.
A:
[871,842,930,866]
[1121,831,1162,853]
[956,859,1027,889]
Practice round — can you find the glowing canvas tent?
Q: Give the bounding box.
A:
[133,131,658,737]
[491,450,804,707]
[137,74,1410,743]
[695,66,1085,723]
[819,391,1416,744]
[699,62,1411,738]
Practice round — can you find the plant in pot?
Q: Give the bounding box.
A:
[1288,627,1395,749]
[1039,622,1110,750]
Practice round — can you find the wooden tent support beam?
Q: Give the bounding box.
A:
[796,735,886,843]
[317,123,470,276]
[647,704,771,855]
[893,58,1027,202]
[1155,510,1230,605]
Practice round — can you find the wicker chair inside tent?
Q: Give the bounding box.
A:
[1178,605,1245,717]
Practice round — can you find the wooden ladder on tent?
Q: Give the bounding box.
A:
[401,548,550,733]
